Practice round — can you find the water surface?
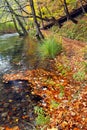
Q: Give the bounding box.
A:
[0,33,44,129]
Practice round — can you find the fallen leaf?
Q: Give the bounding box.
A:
[5,127,13,130]
[73,128,80,130]
[47,128,57,130]
[5,126,19,130]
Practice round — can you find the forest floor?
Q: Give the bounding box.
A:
[1,30,87,130]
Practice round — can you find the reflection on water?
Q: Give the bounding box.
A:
[0,33,49,75]
[0,33,18,39]
[0,56,11,73]
[0,34,25,75]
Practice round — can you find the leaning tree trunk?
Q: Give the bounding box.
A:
[11,14,22,36]
[29,0,44,39]
[14,0,27,26]
[5,0,28,36]
[15,14,28,36]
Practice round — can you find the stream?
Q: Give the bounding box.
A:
[0,33,47,129]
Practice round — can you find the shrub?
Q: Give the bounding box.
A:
[38,37,62,59]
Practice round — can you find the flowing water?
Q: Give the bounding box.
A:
[0,33,39,74]
[0,33,47,129]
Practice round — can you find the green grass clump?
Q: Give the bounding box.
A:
[38,37,62,59]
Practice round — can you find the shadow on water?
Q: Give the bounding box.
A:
[0,33,47,129]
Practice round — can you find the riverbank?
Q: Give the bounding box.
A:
[0,22,17,36]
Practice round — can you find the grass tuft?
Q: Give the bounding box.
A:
[38,37,62,59]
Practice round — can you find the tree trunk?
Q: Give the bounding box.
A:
[11,14,22,36]
[5,0,28,36]
[63,0,70,20]
[29,0,44,39]
[79,0,86,13]
[37,0,44,28]
[14,0,27,25]
[63,0,77,24]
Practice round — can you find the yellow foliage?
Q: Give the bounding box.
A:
[24,0,77,20]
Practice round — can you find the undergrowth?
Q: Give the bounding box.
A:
[51,18,87,42]
[73,61,87,81]
[0,22,16,34]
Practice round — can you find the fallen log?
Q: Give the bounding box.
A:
[42,4,87,29]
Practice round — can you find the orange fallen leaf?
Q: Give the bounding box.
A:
[22,115,28,119]
[5,127,13,130]
[73,128,80,130]
[61,121,68,128]
[5,126,19,130]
